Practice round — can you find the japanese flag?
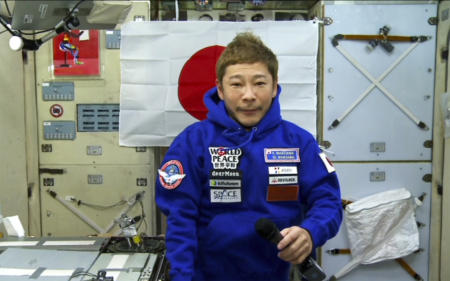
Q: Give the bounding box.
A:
[119,21,318,147]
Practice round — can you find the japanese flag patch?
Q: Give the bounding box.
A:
[319,152,335,173]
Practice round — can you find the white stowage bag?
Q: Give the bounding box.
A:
[333,188,420,279]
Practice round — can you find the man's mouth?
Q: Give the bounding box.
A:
[238,107,261,113]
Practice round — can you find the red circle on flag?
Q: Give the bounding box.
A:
[178,45,226,120]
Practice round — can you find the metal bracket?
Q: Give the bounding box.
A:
[441,47,448,60]
[136,178,148,186]
[428,17,438,25]
[39,168,64,174]
[43,178,54,186]
[422,174,432,183]
[423,140,433,148]
[320,140,332,149]
[313,16,333,25]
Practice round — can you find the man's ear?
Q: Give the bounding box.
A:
[272,78,278,98]
[216,79,224,100]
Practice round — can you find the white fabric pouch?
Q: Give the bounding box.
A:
[333,188,420,279]
[345,188,419,264]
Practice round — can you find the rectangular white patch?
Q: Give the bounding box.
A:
[210,179,241,188]
[43,240,96,246]
[269,176,298,185]
[210,189,241,203]
[0,241,38,247]
[106,254,129,281]
[41,269,75,276]
[319,152,336,173]
[268,166,298,175]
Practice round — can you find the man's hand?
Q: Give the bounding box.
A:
[277,226,312,264]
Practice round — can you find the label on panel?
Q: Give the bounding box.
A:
[43,121,76,140]
[42,82,74,101]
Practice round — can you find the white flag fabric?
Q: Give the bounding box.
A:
[119,21,318,147]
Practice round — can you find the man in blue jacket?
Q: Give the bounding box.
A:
[156,32,342,281]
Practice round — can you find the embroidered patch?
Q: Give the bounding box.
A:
[264,148,300,163]
[158,160,186,190]
[210,189,241,203]
[210,170,242,178]
[210,179,241,188]
[319,152,336,173]
[269,176,298,185]
[209,147,242,169]
[268,166,298,175]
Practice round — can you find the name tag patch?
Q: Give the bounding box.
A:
[211,189,241,203]
[268,166,298,175]
[269,176,298,185]
[264,148,300,163]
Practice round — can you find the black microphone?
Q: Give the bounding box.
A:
[255,218,326,281]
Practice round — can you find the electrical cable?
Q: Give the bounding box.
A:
[18,28,55,35]
[104,191,145,234]
[3,0,11,17]
[174,0,179,21]
[137,200,148,233]
[0,14,15,36]
[47,189,105,233]
[64,0,86,22]
[68,271,97,280]
[71,197,128,210]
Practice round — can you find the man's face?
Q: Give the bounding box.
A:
[217,62,277,129]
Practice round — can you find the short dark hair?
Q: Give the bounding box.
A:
[216,32,278,84]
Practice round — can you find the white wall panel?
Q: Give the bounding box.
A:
[0,33,29,232]
[323,3,437,161]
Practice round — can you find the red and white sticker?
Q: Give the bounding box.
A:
[268,166,298,175]
[50,104,64,118]
[269,176,298,185]
[319,152,335,173]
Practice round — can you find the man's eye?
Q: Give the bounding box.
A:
[256,81,266,86]
[231,83,242,87]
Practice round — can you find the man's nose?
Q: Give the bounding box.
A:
[242,86,256,100]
